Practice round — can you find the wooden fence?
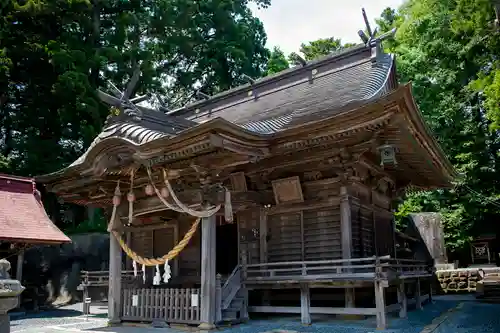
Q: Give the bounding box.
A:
[80,270,137,287]
[244,256,432,283]
[121,288,201,324]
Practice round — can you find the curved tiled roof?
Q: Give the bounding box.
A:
[69,121,170,167]
[238,54,394,134]
[167,46,396,135]
[40,43,398,178]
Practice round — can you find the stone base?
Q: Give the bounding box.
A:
[0,313,10,333]
[198,322,216,330]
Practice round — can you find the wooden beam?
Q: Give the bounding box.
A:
[397,281,407,318]
[415,278,422,310]
[248,305,378,316]
[259,209,268,263]
[131,191,270,217]
[266,197,340,215]
[300,284,311,325]
[16,250,24,282]
[122,222,176,232]
[374,281,386,330]
[340,186,355,308]
[108,214,122,324]
[198,215,216,330]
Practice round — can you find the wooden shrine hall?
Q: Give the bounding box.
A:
[36,16,455,331]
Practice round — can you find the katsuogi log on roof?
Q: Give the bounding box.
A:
[36,37,455,206]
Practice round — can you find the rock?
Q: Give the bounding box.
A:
[21,233,110,307]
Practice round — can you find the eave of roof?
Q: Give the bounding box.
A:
[0,175,71,244]
[36,84,456,192]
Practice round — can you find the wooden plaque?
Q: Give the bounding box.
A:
[230,172,247,192]
[271,176,304,205]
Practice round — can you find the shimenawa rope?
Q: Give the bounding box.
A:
[111,217,200,266]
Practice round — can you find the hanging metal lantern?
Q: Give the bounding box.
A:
[112,195,121,206]
[160,187,169,198]
[377,143,397,168]
[145,184,154,196]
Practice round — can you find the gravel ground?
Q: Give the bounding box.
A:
[8,296,500,333]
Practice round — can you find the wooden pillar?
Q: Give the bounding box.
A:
[173,223,180,277]
[428,279,433,304]
[374,281,386,330]
[415,278,422,310]
[241,287,249,321]
[258,209,271,306]
[300,283,311,325]
[125,232,132,270]
[108,231,122,324]
[397,281,407,318]
[340,186,355,307]
[15,249,25,310]
[199,215,217,330]
[16,250,24,282]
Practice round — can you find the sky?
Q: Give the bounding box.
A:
[249,0,405,55]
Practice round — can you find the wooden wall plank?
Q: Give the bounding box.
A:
[267,212,302,262]
[303,207,341,260]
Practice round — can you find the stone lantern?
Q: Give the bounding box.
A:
[0,259,25,333]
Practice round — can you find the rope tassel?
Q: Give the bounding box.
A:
[163,260,171,283]
[153,265,161,285]
[132,260,138,277]
[224,187,233,223]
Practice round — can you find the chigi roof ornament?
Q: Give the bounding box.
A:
[358,8,397,64]
[98,66,147,122]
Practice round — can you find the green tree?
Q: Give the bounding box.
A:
[0,0,272,178]
[376,1,500,252]
[0,0,272,231]
[264,46,289,76]
[289,37,357,62]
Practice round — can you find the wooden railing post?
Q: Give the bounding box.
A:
[415,277,422,310]
[397,280,407,318]
[215,274,222,323]
[374,256,386,330]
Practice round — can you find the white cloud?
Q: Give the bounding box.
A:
[250,0,405,55]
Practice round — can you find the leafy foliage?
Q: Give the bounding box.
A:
[264,46,289,76]
[0,0,271,231]
[289,37,357,63]
[0,0,271,178]
[376,0,500,253]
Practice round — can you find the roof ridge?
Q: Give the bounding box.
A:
[168,44,369,116]
[0,173,34,183]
